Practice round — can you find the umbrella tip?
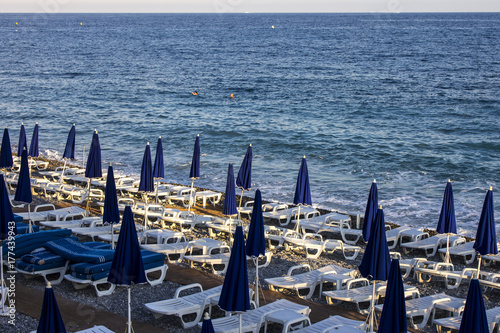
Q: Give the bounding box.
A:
[21,122,23,125]
[47,282,52,288]
[490,186,493,191]
[379,205,383,209]
[147,142,150,145]
[373,179,376,183]
[159,136,161,139]
[249,143,252,147]
[36,122,38,124]
[197,133,199,137]
[448,179,451,182]
[73,123,75,126]
[204,312,210,320]
[94,129,98,133]
[303,155,306,159]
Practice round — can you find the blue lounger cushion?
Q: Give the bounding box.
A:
[70,260,164,281]
[2,229,72,259]
[16,222,40,234]
[16,260,66,273]
[69,250,164,275]
[21,242,112,265]
[44,238,115,263]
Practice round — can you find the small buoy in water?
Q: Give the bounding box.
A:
[16,22,18,25]
[271,25,274,29]
[80,22,83,25]
[230,93,234,98]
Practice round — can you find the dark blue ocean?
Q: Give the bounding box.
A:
[1,13,499,236]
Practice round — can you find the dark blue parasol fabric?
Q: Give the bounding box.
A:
[29,123,39,157]
[436,181,457,234]
[36,284,67,333]
[378,259,407,333]
[200,315,215,333]
[246,189,265,257]
[363,180,378,242]
[18,123,27,157]
[236,144,252,191]
[85,130,102,179]
[103,166,120,224]
[107,206,147,286]
[138,143,154,192]
[458,279,489,333]
[63,124,75,160]
[218,225,251,312]
[359,207,391,281]
[0,127,13,169]
[222,163,237,216]
[293,156,312,206]
[14,148,32,204]
[0,174,16,240]
[474,188,497,256]
[153,136,164,179]
[189,134,200,179]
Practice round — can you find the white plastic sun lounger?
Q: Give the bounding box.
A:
[283,232,360,260]
[299,212,352,234]
[74,326,115,333]
[17,261,70,285]
[292,315,365,333]
[15,204,86,222]
[145,284,223,328]
[265,264,356,300]
[204,299,310,333]
[437,241,476,264]
[401,234,466,257]
[433,306,500,333]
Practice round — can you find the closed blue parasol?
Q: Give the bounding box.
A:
[28,122,39,157]
[436,180,457,263]
[245,189,265,307]
[473,187,497,277]
[458,279,488,333]
[17,123,27,157]
[14,148,33,233]
[103,166,120,248]
[293,156,312,232]
[200,313,215,333]
[359,206,391,333]
[218,225,251,332]
[378,259,407,333]
[236,144,252,217]
[0,127,13,169]
[138,142,154,193]
[63,124,75,160]
[222,163,237,217]
[36,283,67,333]
[188,134,200,212]
[84,130,102,216]
[0,174,16,315]
[362,180,378,242]
[108,205,147,333]
[152,136,164,203]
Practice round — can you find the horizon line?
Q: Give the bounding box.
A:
[1,11,499,14]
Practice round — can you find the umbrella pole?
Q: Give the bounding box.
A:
[445,234,450,264]
[127,287,132,333]
[254,257,259,308]
[28,203,32,234]
[238,189,244,220]
[60,159,67,185]
[477,256,483,279]
[155,179,159,204]
[365,281,376,333]
[85,180,91,217]
[111,224,114,250]
[188,179,195,212]
[1,246,7,316]
[294,205,302,233]
[239,313,242,333]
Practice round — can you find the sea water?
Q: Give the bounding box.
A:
[0,13,499,237]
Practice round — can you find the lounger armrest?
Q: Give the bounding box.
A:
[287,264,311,276]
[174,283,203,298]
[34,203,56,212]
[346,278,369,289]
[243,201,254,208]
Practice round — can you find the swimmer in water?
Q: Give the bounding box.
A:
[192,91,198,96]
[230,93,234,98]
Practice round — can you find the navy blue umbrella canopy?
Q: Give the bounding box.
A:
[18,123,27,157]
[359,207,391,281]
[14,148,32,204]
[103,166,120,224]
[138,143,154,192]
[189,134,200,179]
[378,259,407,333]
[436,180,457,234]
[200,313,215,333]
[218,225,251,312]
[246,189,265,257]
[363,180,379,242]
[236,144,252,191]
[0,174,16,240]
[153,136,164,179]
[0,127,13,169]
[63,124,76,160]
[474,187,497,256]
[459,279,489,333]
[37,283,67,333]
[29,122,39,157]
[85,130,102,179]
[293,156,312,206]
[222,163,237,216]
[108,206,147,286]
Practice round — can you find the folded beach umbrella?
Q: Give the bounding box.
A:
[245,189,265,307]
[362,180,378,242]
[17,123,27,157]
[36,282,67,333]
[236,144,252,217]
[14,148,33,233]
[0,174,16,315]
[378,259,407,333]
[84,130,102,216]
[223,163,237,217]
[436,180,457,263]
[60,124,76,184]
[152,136,164,203]
[104,166,120,248]
[293,156,312,232]
[200,313,215,333]
[473,187,497,277]
[108,205,147,333]
[458,279,488,333]
[28,122,39,158]
[218,225,251,333]
[0,127,13,169]
[138,142,154,200]
[188,134,200,212]
[359,206,391,333]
